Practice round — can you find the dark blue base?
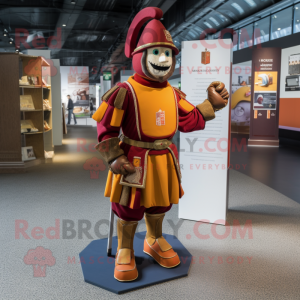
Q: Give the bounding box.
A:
[79,231,192,294]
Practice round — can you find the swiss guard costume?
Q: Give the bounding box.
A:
[93,7,229,282]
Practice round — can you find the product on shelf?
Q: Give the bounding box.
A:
[44,120,51,131]
[44,150,54,159]
[19,76,30,86]
[42,78,50,87]
[21,120,38,133]
[43,99,52,110]
[21,146,36,161]
[20,95,35,110]
[31,76,39,85]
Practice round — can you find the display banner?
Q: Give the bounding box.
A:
[179,39,232,225]
[279,45,300,132]
[249,48,281,146]
[231,61,252,134]
[60,66,96,118]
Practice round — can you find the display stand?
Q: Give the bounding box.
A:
[179,40,232,225]
[249,48,281,147]
[0,53,53,173]
[80,232,192,294]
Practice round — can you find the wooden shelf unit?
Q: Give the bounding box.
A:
[0,53,53,173]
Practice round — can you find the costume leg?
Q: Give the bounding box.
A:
[114,218,138,281]
[112,202,145,221]
[112,203,145,282]
[143,205,180,268]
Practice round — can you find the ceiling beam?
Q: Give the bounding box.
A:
[0,7,130,19]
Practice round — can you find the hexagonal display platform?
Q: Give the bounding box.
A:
[79,231,192,294]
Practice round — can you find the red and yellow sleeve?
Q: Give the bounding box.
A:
[173,88,208,133]
[93,84,129,163]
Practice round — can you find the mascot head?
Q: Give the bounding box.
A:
[125,7,179,82]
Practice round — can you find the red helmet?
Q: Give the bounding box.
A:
[125,7,178,78]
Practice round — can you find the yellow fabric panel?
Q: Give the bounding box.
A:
[92,101,108,122]
[140,153,179,208]
[104,170,113,197]
[129,188,137,209]
[105,152,181,207]
[110,108,124,127]
[127,77,176,138]
[179,99,194,112]
[110,174,123,203]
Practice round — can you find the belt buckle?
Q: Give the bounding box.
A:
[153,139,169,150]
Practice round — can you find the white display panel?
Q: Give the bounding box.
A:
[179,39,232,225]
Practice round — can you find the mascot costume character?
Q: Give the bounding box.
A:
[93,7,229,282]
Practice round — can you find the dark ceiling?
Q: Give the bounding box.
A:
[0,0,289,83]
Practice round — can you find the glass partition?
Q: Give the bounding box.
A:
[239,24,253,49]
[254,16,270,45]
[294,5,300,33]
[271,7,293,40]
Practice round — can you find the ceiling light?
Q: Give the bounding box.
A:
[295,7,298,10]
[278,28,281,30]
[209,17,220,26]
[273,15,277,18]
[71,0,76,3]
[231,3,245,15]
[15,48,19,52]
[243,0,257,8]
[203,22,213,28]
[3,29,7,36]
[9,38,13,44]
[62,24,66,27]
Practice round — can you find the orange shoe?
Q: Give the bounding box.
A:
[143,213,180,268]
[114,218,138,282]
[114,249,138,281]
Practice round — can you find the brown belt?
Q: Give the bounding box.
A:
[120,134,172,150]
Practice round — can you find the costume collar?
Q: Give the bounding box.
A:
[133,73,168,88]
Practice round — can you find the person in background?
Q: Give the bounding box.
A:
[90,100,94,117]
[67,95,77,125]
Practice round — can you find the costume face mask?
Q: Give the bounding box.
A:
[144,47,174,81]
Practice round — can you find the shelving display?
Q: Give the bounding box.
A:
[0,53,53,172]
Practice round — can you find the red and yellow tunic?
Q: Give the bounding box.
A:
[96,74,206,208]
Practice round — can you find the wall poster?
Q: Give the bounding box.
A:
[249,48,281,146]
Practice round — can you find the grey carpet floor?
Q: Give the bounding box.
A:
[0,127,300,300]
